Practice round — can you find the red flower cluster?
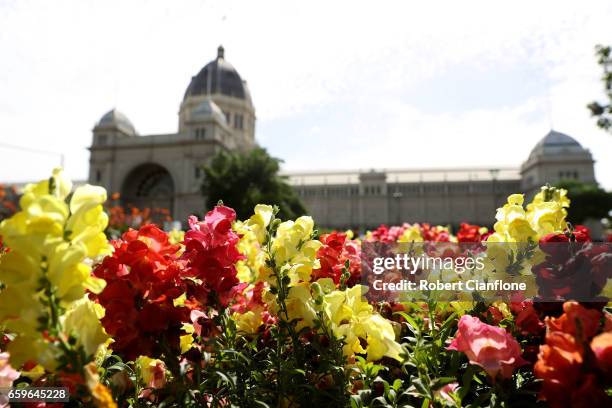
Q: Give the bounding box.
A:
[180,206,244,307]
[456,223,490,243]
[230,281,275,327]
[312,232,361,286]
[367,224,407,243]
[510,299,544,337]
[367,223,453,243]
[92,205,244,360]
[93,224,187,359]
[230,282,266,315]
[534,302,611,408]
[534,228,612,300]
[419,223,451,242]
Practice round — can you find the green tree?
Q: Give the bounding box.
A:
[555,179,612,224]
[201,147,306,220]
[587,44,612,133]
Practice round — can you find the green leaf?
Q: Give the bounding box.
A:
[395,311,421,335]
[411,377,432,399]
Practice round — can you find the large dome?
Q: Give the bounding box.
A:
[183,45,248,101]
[529,130,585,159]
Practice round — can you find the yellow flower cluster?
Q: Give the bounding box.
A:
[233,221,266,283]
[62,297,109,356]
[0,169,110,369]
[526,187,570,237]
[249,206,324,330]
[232,306,267,334]
[485,187,569,276]
[239,204,322,287]
[230,204,275,284]
[271,215,322,285]
[271,279,404,362]
[324,285,403,361]
[281,281,321,330]
[235,206,403,362]
[487,187,569,243]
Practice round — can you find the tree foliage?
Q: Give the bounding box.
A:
[555,179,612,224]
[201,147,306,220]
[587,44,612,133]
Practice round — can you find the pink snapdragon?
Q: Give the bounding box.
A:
[448,315,527,380]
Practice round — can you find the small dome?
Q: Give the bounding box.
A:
[190,98,227,125]
[529,130,585,159]
[183,45,248,101]
[96,109,136,135]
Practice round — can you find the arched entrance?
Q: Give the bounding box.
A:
[121,163,175,218]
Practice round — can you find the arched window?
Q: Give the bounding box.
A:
[121,163,175,218]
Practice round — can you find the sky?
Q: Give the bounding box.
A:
[1,0,611,188]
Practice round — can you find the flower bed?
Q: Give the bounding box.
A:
[0,169,610,407]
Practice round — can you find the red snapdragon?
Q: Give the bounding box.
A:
[180,206,245,307]
[93,224,187,359]
[312,232,361,286]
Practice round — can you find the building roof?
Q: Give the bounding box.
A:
[190,98,227,125]
[529,130,585,159]
[183,45,250,101]
[282,167,521,186]
[96,109,136,135]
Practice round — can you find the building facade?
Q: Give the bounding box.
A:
[89,46,255,221]
[88,47,596,229]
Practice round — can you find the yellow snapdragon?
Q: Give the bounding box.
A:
[271,216,322,285]
[232,204,274,283]
[0,169,110,369]
[488,194,537,243]
[61,297,109,356]
[525,186,569,237]
[234,220,266,283]
[240,206,403,364]
[487,187,569,244]
[485,187,569,277]
[324,285,403,362]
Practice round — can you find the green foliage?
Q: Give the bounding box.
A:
[349,300,544,408]
[587,44,612,133]
[555,179,612,224]
[94,297,548,407]
[201,147,306,220]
